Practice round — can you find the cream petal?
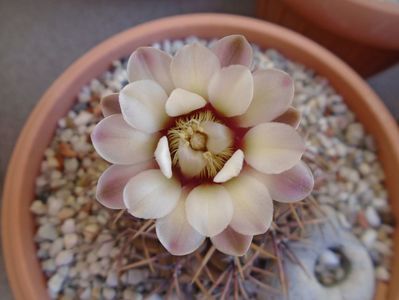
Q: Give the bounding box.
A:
[119,80,169,133]
[156,191,205,256]
[127,47,174,94]
[243,122,305,174]
[208,65,253,117]
[165,88,207,117]
[211,35,253,68]
[224,174,273,235]
[96,160,156,209]
[185,184,233,237]
[101,93,121,117]
[213,150,244,183]
[170,43,221,98]
[211,227,252,256]
[273,106,301,129]
[250,161,314,203]
[91,114,159,165]
[177,142,207,178]
[123,169,181,219]
[200,121,234,154]
[154,136,172,179]
[237,69,294,127]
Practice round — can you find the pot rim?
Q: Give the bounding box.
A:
[2,13,399,300]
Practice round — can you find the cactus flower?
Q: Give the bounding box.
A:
[92,35,314,256]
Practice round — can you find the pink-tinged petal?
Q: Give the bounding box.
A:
[127,47,174,94]
[165,88,206,117]
[201,121,233,154]
[156,190,205,256]
[208,65,253,117]
[154,136,172,179]
[211,227,252,256]
[249,161,314,203]
[214,150,244,183]
[224,174,273,235]
[211,35,253,68]
[186,184,233,237]
[123,169,181,219]
[243,122,305,174]
[119,80,169,133]
[177,142,207,178]
[170,43,221,98]
[91,114,160,165]
[237,69,294,128]
[96,160,156,209]
[273,106,301,129]
[101,93,121,117]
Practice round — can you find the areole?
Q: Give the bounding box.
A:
[2,14,399,300]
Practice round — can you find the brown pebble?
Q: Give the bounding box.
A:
[59,143,77,158]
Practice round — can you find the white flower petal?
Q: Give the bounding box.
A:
[91,114,159,165]
[273,106,301,129]
[170,43,221,98]
[123,169,181,219]
[249,161,314,203]
[214,150,244,183]
[101,93,121,117]
[211,227,252,256]
[224,174,273,235]
[237,69,294,127]
[127,47,174,94]
[208,65,253,117]
[156,191,205,256]
[177,142,207,178]
[165,88,207,117]
[186,184,233,237]
[119,80,169,133]
[154,136,172,179]
[201,121,234,154]
[211,35,253,68]
[243,122,305,174]
[96,161,156,209]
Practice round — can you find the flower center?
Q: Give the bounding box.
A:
[167,110,234,179]
[189,132,207,151]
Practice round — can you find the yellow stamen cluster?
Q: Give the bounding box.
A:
[167,111,234,179]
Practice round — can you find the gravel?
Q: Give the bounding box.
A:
[30,36,395,299]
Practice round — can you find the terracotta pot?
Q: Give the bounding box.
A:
[256,0,399,76]
[2,13,399,300]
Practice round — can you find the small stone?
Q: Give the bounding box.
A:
[42,259,56,272]
[103,288,116,300]
[84,223,100,241]
[106,271,118,287]
[37,224,58,241]
[55,250,74,266]
[49,238,64,256]
[125,269,148,285]
[365,206,381,227]
[61,219,75,234]
[74,111,93,126]
[319,249,340,268]
[98,241,114,258]
[80,287,91,300]
[48,197,63,216]
[376,266,390,281]
[361,229,378,248]
[48,273,65,295]
[57,207,75,220]
[30,200,46,215]
[64,158,79,173]
[123,289,143,300]
[64,233,78,249]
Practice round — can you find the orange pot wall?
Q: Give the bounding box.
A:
[256,0,399,76]
[2,14,399,300]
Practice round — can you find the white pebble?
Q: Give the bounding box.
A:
[61,219,76,234]
[48,197,63,216]
[376,266,390,281]
[48,273,65,295]
[106,271,118,287]
[64,233,78,249]
[361,229,378,248]
[98,241,114,258]
[30,200,46,215]
[365,206,381,227]
[103,288,116,300]
[319,249,340,268]
[74,111,93,126]
[55,250,74,266]
[37,224,58,241]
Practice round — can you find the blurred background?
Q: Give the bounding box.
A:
[0,0,397,298]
